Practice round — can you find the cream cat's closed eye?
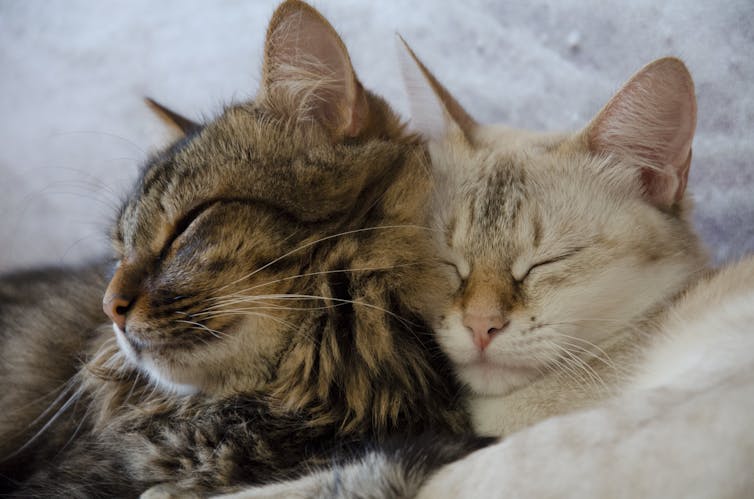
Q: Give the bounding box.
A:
[511,249,584,283]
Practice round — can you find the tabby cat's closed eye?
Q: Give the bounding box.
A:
[159,201,221,260]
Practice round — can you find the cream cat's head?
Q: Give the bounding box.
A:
[401,43,707,396]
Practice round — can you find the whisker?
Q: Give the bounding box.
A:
[191,303,347,320]
[215,225,438,292]
[554,342,609,393]
[16,378,78,436]
[555,338,623,375]
[219,262,426,297]
[4,384,86,462]
[537,320,630,367]
[544,341,601,393]
[207,293,418,330]
[175,319,230,340]
[9,375,78,417]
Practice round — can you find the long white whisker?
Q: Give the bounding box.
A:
[175,319,230,340]
[200,293,416,330]
[217,262,425,298]
[215,225,437,292]
[10,376,78,428]
[192,303,347,321]
[547,339,611,394]
[539,342,587,389]
[537,352,579,388]
[555,338,622,375]
[5,385,86,461]
[537,321,624,369]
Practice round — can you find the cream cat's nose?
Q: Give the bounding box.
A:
[463,313,508,351]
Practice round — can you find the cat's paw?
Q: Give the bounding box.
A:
[140,483,203,499]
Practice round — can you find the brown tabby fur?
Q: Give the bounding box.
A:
[0,2,470,496]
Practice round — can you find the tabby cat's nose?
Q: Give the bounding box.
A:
[103,294,134,331]
[463,313,508,351]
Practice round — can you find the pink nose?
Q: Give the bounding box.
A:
[463,313,508,351]
[103,294,134,331]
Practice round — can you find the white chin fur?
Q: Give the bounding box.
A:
[113,323,139,364]
[111,323,198,396]
[458,363,540,396]
[435,313,542,396]
[140,357,199,396]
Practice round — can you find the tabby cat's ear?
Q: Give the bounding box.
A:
[398,36,477,142]
[584,57,697,208]
[262,0,368,138]
[145,98,201,136]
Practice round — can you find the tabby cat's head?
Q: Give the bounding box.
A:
[402,43,707,396]
[99,1,447,415]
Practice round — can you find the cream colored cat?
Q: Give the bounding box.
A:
[405,42,754,498]
[402,44,708,436]
[417,256,754,499]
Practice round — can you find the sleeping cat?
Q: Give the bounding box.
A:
[405,42,754,498]
[417,256,754,499]
[0,2,486,496]
[220,41,753,498]
[404,44,708,437]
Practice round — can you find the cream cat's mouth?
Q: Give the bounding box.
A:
[462,358,540,376]
[457,358,543,395]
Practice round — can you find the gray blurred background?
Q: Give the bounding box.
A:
[1,0,752,272]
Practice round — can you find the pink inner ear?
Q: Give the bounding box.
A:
[398,36,477,143]
[587,58,697,208]
[263,3,368,137]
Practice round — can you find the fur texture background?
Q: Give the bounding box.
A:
[1,0,752,271]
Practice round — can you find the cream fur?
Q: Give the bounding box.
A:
[405,48,753,498]
[418,257,754,499]
[400,46,708,437]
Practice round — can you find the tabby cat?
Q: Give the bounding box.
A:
[0,2,486,496]
[222,39,754,499]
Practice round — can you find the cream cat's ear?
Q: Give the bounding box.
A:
[145,98,201,136]
[398,36,477,142]
[584,57,697,208]
[262,0,368,138]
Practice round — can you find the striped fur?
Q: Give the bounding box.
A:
[0,2,470,496]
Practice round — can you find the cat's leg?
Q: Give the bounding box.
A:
[209,435,496,499]
[209,470,339,499]
[140,483,203,499]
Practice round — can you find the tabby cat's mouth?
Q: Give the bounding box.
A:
[113,323,142,363]
[113,323,198,359]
